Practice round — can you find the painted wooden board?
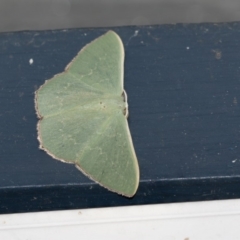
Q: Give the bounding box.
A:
[1,22,240,213]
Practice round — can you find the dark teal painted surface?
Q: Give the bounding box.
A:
[1,22,240,213]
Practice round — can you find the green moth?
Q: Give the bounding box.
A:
[35,31,139,197]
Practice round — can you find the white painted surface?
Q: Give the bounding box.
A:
[1,199,240,239]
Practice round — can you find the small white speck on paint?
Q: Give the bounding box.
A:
[134,30,139,36]
[186,46,190,50]
[232,159,237,163]
[29,58,34,65]
[84,33,87,36]
[126,30,139,45]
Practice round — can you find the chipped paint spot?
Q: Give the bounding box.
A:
[212,49,222,60]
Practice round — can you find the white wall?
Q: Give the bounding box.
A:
[1,0,240,32]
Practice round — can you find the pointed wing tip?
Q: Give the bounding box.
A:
[123,188,139,198]
[105,30,124,46]
[105,30,118,36]
[122,180,140,198]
